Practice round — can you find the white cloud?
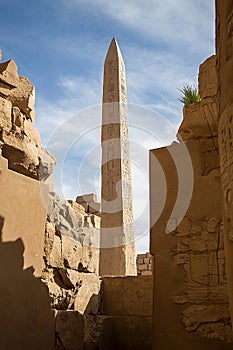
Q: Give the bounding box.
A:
[61,0,214,53]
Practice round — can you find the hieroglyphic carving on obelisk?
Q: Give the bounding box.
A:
[99,38,136,276]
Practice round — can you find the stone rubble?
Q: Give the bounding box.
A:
[136,252,152,276]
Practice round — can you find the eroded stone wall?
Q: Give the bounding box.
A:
[216,0,233,327]
[0,55,55,348]
[150,56,233,349]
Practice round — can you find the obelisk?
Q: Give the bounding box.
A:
[99,38,136,276]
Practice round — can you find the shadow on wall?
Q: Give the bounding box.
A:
[0,215,54,350]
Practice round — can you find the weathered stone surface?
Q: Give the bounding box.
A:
[183,304,230,332]
[1,130,40,178]
[8,76,35,120]
[12,106,24,133]
[48,235,63,268]
[198,55,217,99]
[43,266,101,314]
[47,193,81,240]
[39,148,56,189]
[111,316,152,350]
[68,201,86,225]
[74,274,101,315]
[61,235,83,270]
[76,193,97,204]
[84,314,152,350]
[24,118,41,146]
[44,221,56,258]
[0,60,46,180]
[55,310,84,350]
[0,152,47,276]
[216,0,233,327]
[0,97,12,131]
[150,53,232,349]
[0,59,19,88]
[136,252,152,276]
[44,222,99,274]
[84,316,113,350]
[81,227,100,274]
[178,99,218,141]
[88,202,101,214]
[102,276,152,316]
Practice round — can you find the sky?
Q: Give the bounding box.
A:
[0,0,215,253]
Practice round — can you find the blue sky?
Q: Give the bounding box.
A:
[1,0,215,253]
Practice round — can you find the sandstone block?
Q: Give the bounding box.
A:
[47,193,81,240]
[88,202,101,214]
[137,254,147,259]
[8,76,35,120]
[198,55,217,99]
[84,215,94,228]
[1,131,40,178]
[84,315,113,349]
[137,258,143,265]
[79,201,88,212]
[12,106,24,133]
[24,118,41,146]
[0,97,12,131]
[207,217,219,232]
[110,316,152,350]
[61,235,83,270]
[0,59,19,87]
[74,274,101,315]
[178,101,217,141]
[144,258,150,264]
[81,227,100,274]
[49,235,63,268]
[76,193,97,204]
[102,276,153,317]
[138,264,147,271]
[182,304,230,332]
[39,148,56,181]
[55,310,84,350]
[141,270,152,276]
[44,221,56,258]
[190,234,207,252]
[90,214,101,228]
[68,200,86,215]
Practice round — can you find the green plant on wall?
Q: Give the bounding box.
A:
[178,83,201,105]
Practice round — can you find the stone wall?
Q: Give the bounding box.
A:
[52,276,153,350]
[216,0,233,327]
[0,56,55,348]
[150,56,233,349]
[96,276,153,350]
[136,252,152,276]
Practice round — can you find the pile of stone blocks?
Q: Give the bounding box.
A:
[136,252,152,276]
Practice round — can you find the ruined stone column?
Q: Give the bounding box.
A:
[99,38,136,276]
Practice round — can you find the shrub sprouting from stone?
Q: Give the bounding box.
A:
[178,83,201,105]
